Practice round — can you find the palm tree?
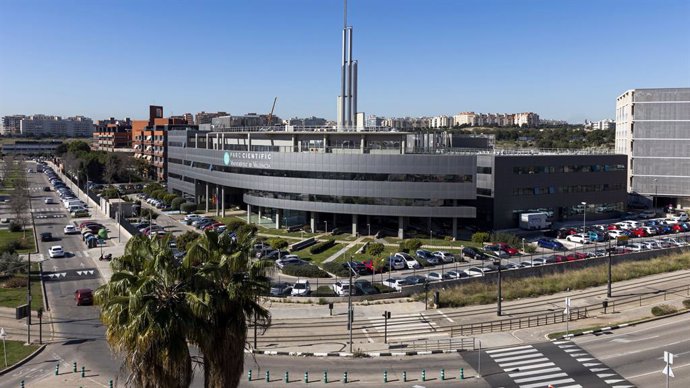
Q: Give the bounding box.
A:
[95,235,194,388]
[184,228,271,388]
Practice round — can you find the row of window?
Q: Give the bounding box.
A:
[246,190,474,208]
[169,158,473,183]
[513,164,625,175]
[512,184,624,196]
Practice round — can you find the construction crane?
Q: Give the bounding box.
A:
[267,97,278,125]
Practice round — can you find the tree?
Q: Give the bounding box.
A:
[95,235,194,388]
[103,154,122,184]
[8,161,29,237]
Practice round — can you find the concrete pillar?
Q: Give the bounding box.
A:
[258,207,262,224]
[398,216,404,239]
[221,186,226,217]
[215,186,220,216]
[205,183,209,213]
[352,214,358,237]
[452,217,458,240]
[247,204,251,224]
[276,209,282,229]
[360,135,365,152]
[247,133,252,151]
[310,213,316,233]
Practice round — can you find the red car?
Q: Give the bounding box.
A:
[607,224,620,230]
[671,224,683,233]
[203,222,225,231]
[630,228,648,238]
[361,259,386,273]
[567,252,587,261]
[495,242,519,256]
[74,288,94,306]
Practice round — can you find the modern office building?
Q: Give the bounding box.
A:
[167,128,627,234]
[1,115,26,135]
[195,111,229,125]
[93,118,132,152]
[616,87,690,208]
[20,115,94,137]
[1,140,63,155]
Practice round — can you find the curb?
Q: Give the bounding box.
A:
[0,343,47,376]
[553,309,690,341]
[246,348,465,358]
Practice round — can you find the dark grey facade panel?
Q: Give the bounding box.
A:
[634,103,690,121]
[633,88,690,102]
[633,140,690,158]
[633,121,690,139]
[169,177,194,195]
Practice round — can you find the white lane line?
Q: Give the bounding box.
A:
[498,357,550,368]
[360,328,374,343]
[557,385,583,388]
[508,367,561,378]
[590,367,609,372]
[436,310,454,323]
[486,345,534,354]
[514,372,568,383]
[520,378,575,388]
[597,373,616,378]
[604,379,625,384]
[506,362,555,371]
[490,348,539,357]
[493,353,544,363]
[388,332,448,341]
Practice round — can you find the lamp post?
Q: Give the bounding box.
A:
[430,230,433,244]
[521,238,525,253]
[367,223,370,237]
[494,258,502,316]
[654,178,658,211]
[324,221,328,234]
[581,201,587,231]
[346,260,355,353]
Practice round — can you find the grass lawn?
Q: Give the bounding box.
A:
[0,279,43,310]
[0,228,36,253]
[383,236,474,249]
[295,243,345,265]
[2,340,40,369]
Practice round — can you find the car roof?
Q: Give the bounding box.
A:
[76,288,93,293]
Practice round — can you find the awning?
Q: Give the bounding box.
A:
[134,144,141,149]
[146,145,153,151]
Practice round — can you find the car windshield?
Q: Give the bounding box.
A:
[294,283,307,289]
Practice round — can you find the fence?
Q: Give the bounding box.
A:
[452,307,587,336]
[389,337,476,352]
[117,216,141,237]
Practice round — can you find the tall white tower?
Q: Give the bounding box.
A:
[337,0,358,130]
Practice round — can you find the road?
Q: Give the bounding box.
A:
[574,312,690,387]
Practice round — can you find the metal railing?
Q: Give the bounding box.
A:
[389,337,476,352]
[452,308,587,336]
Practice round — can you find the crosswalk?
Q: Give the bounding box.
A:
[363,311,443,342]
[31,207,66,213]
[486,345,580,388]
[553,340,633,387]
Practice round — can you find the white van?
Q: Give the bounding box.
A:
[65,200,85,209]
[68,205,86,213]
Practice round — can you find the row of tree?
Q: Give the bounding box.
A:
[96,228,270,388]
[450,127,615,149]
[58,141,149,185]
[1,155,31,237]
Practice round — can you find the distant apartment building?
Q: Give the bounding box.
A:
[195,111,229,125]
[1,115,27,135]
[381,117,430,129]
[132,105,196,181]
[584,119,615,131]
[616,87,690,208]
[0,140,63,155]
[93,118,133,152]
[287,116,328,127]
[20,115,94,137]
[453,112,539,128]
[210,113,282,129]
[430,115,452,128]
[366,115,385,128]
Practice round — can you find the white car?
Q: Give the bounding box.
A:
[607,230,626,239]
[626,243,648,252]
[639,210,657,219]
[432,251,456,263]
[275,256,304,269]
[63,225,78,234]
[661,237,688,247]
[394,252,421,269]
[382,278,408,291]
[386,256,406,270]
[463,267,486,277]
[566,233,590,244]
[425,272,448,281]
[44,197,56,204]
[48,245,65,258]
[291,280,311,296]
[445,270,466,279]
[332,281,354,296]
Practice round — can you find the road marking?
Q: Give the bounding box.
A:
[486,344,534,354]
[360,328,374,343]
[498,357,550,368]
[627,361,690,379]
[508,366,561,378]
[519,378,575,388]
[436,310,454,323]
[493,352,543,363]
[514,372,568,383]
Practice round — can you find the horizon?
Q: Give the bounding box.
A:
[1,0,688,123]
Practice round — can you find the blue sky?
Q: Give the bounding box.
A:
[1,0,688,123]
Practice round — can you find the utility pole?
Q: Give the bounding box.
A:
[495,259,502,316]
[347,263,355,353]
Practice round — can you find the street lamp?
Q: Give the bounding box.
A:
[494,258,502,316]
[654,178,658,211]
[367,223,370,237]
[430,230,433,244]
[324,221,328,234]
[346,259,356,353]
[581,202,587,231]
[521,238,525,253]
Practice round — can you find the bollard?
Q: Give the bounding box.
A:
[109,380,113,388]
[73,362,77,373]
[266,370,270,382]
[248,369,252,381]
[460,367,464,380]
[21,380,25,388]
[284,371,289,383]
[403,370,407,382]
[422,369,426,382]
[384,369,388,383]
[55,364,59,375]
[81,366,85,378]
[441,368,445,381]
[343,371,348,384]
[323,370,328,383]
[304,371,309,383]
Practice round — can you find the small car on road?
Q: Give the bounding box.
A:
[74,288,94,306]
[48,245,65,258]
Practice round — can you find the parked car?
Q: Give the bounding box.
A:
[382,278,408,291]
[461,246,490,260]
[44,197,56,204]
[332,281,355,296]
[394,252,421,269]
[566,233,590,244]
[48,245,65,258]
[385,256,406,271]
[64,225,78,234]
[40,232,53,242]
[291,280,311,296]
[354,279,380,295]
[416,249,441,265]
[495,242,519,256]
[74,288,94,306]
[639,210,657,219]
[426,272,450,281]
[537,238,566,250]
[463,267,486,277]
[432,251,456,263]
[483,245,510,258]
[343,261,369,275]
[445,270,468,279]
[276,256,305,269]
[404,275,427,285]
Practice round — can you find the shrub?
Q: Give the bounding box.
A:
[163,193,177,204]
[143,183,164,196]
[322,262,351,277]
[373,283,396,294]
[281,264,331,278]
[225,218,247,232]
[683,299,690,309]
[171,197,185,211]
[310,239,336,254]
[175,230,200,252]
[268,238,288,251]
[525,245,537,254]
[365,242,385,256]
[2,276,28,288]
[0,252,25,274]
[236,223,258,237]
[180,203,197,214]
[399,238,422,253]
[140,208,159,220]
[313,286,336,297]
[490,231,522,246]
[471,232,490,244]
[651,304,678,316]
[1,240,25,254]
[8,221,22,232]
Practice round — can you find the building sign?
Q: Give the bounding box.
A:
[223,151,272,169]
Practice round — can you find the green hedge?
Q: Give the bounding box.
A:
[310,239,336,255]
[171,197,185,211]
[322,262,351,277]
[225,219,246,232]
[471,232,490,244]
[651,304,678,316]
[399,238,422,253]
[365,242,384,256]
[281,264,331,278]
[684,299,690,309]
[180,203,196,214]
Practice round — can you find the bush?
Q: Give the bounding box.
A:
[171,197,185,211]
[140,208,159,220]
[651,304,678,316]
[268,238,288,251]
[490,231,522,246]
[236,223,258,237]
[399,238,422,253]
[365,242,385,256]
[225,218,247,232]
[0,252,25,274]
[525,245,537,254]
[322,262,351,277]
[8,221,22,232]
[683,299,690,309]
[1,240,26,254]
[143,183,164,196]
[471,232,490,244]
[281,264,331,278]
[312,286,336,297]
[180,203,196,214]
[175,230,200,252]
[310,239,336,255]
[1,276,28,288]
[163,193,177,204]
